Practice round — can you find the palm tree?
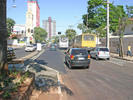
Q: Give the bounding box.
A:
[0,0,8,72]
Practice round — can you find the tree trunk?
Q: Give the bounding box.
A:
[119,36,124,58]
[0,0,8,73]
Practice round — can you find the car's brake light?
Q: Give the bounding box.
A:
[70,55,74,60]
[88,54,90,59]
[98,52,100,55]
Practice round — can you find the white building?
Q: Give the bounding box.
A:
[13,24,26,37]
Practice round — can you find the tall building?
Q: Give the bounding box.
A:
[26,0,40,43]
[43,17,56,40]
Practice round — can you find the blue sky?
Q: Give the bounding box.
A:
[7,0,133,34]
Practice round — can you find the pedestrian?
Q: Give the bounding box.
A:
[117,44,120,54]
[127,44,132,57]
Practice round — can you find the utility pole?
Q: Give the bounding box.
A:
[106,0,110,49]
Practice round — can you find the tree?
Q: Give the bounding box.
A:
[82,0,127,37]
[126,5,133,18]
[7,18,15,37]
[33,27,47,42]
[77,23,90,33]
[65,29,76,41]
[0,0,8,72]
[52,36,59,44]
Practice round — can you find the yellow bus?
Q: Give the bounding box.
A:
[70,34,96,49]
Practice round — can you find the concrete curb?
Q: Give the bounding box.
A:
[25,49,63,100]
[111,54,133,62]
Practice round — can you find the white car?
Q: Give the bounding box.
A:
[90,47,110,60]
[25,45,35,52]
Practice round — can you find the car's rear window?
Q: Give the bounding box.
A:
[27,46,33,47]
[72,49,88,55]
[99,48,109,51]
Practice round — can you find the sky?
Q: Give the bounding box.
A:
[7,0,133,35]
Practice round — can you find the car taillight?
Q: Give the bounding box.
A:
[88,54,90,59]
[98,52,100,55]
[70,55,74,60]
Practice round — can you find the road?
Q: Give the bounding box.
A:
[36,48,133,100]
[14,47,33,58]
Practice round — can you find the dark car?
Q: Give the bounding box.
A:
[64,48,90,69]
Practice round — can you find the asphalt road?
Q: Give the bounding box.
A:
[14,47,33,58]
[62,58,133,100]
[35,47,133,100]
[36,48,67,74]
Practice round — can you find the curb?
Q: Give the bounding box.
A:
[14,47,63,100]
[111,54,133,62]
[25,49,63,100]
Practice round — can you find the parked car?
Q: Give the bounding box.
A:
[7,47,16,61]
[90,47,110,60]
[25,45,35,52]
[64,48,90,69]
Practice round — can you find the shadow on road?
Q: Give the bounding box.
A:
[24,59,47,73]
[34,75,74,96]
[61,84,74,96]
[35,75,58,92]
[34,59,48,65]
[64,62,89,70]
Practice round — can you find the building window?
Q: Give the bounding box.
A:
[28,28,30,33]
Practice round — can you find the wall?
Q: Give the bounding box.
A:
[100,35,133,55]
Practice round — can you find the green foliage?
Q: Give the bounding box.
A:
[52,36,59,43]
[77,23,87,33]
[82,0,127,37]
[3,91,11,99]
[60,34,66,38]
[7,18,15,37]
[33,27,47,42]
[126,5,133,18]
[65,29,76,41]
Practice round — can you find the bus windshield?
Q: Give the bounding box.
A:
[84,35,94,41]
[61,37,67,42]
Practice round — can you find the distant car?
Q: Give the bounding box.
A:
[90,47,110,60]
[49,44,56,51]
[41,43,46,47]
[64,48,90,69]
[25,45,35,52]
[33,44,37,49]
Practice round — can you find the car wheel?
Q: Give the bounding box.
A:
[68,62,72,69]
[85,64,90,69]
[107,58,110,60]
[64,59,67,64]
[96,56,99,60]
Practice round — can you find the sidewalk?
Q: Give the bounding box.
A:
[110,53,133,61]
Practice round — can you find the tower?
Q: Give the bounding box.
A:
[43,17,56,41]
[26,0,40,43]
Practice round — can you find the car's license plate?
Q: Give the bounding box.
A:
[78,58,84,60]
